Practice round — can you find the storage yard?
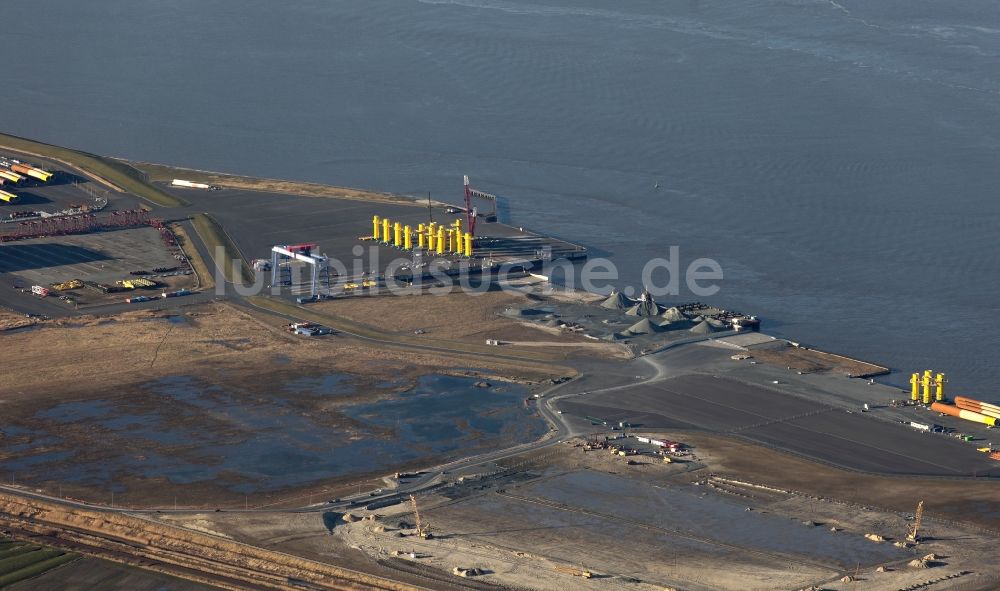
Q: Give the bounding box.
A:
[502,288,764,353]
[0,152,198,313]
[0,225,196,307]
[559,343,1000,477]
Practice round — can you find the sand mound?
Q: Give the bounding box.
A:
[625,302,663,317]
[600,289,634,310]
[453,567,484,577]
[908,559,929,569]
[689,320,717,335]
[707,318,729,329]
[660,306,686,322]
[656,318,691,330]
[625,290,663,317]
[626,318,660,335]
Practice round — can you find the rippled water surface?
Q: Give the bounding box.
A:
[3,0,999,393]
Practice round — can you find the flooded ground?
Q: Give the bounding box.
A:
[520,471,905,569]
[0,374,544,498]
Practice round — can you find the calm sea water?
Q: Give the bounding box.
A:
[3,0,999,395]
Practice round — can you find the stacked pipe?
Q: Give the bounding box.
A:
[7,162,53,182]
[930,402,997,427]
[954,396,1000,420]
[0,170,22,184]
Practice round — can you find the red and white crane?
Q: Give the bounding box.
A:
[463,175,497,236]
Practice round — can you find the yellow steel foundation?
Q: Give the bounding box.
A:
[910,373,920,402]
[464,232,473,257]
[382,218,391,244]
[373,215,381,241]
[417,224,425,249]
[436,226,445,255]
[935,373,946,402]
[404,225,413,250]
[921,370,932,405]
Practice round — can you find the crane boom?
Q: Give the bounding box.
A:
[409,494,421,532]
[908,500,924,542]
[409,494,431,538]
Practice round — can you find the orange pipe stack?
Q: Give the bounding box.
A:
[953,396,1000,420]
[930,402,998,427]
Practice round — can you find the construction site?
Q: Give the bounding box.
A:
[1,138,999,591]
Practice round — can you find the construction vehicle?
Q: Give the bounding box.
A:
[361,279,377,289]
[906,500,924,543]
[343,282,359,291]
[409,495,432,539]
[554,565,593,579]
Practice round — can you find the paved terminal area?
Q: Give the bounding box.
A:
[163,184,585,277]
[559,342,1000,477]
[0,227,180,286]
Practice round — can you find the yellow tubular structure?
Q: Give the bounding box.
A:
[921,370,932,405]
[454,218,462,233]
[436,226,445,255]
[373,216,381,241]
[393,222,402,247]
[931,402,998,427]
[404,225,413,250]
[27,169,52,182]
[935,373,945,402]
[910,373,919,402]
[417,223,425,249]
[464,232,473,257]
[382,218,391,244]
